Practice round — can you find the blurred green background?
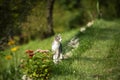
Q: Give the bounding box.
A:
[0,0,120,48]
[0,0,120,80]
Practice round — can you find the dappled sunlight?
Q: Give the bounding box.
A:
[1,19,120,80]
[1,0,120,78]
[81,40,113,59]
[59,19,120,80]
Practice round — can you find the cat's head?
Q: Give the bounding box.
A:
[54,34,62,42]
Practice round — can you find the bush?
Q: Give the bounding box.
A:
[20,49,53,80]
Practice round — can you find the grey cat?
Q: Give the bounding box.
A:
[52,34,63,64]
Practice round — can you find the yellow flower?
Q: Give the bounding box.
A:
[5,55,12,60]
[11,46,19,52]
[8,39,15,45]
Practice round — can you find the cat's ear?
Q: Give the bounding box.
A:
[58,34,62,41]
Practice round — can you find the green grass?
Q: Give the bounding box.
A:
[0,19,120,80]
[51,19,120,80]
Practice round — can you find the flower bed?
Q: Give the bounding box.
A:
[20,49,53,80]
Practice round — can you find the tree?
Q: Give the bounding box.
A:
[46,0,55,37]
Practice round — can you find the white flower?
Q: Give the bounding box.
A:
[22,75,33,80]
[80,27,86,32]
[87,20,94,27]
[68,38,79,48]
[73,70,76,73]
[22,75,27,80]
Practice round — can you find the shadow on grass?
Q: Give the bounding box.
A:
[73,25,120,58]
[104,31,120,80]
[52,27,96,77]
[52,21,120,79]
[52,58,87,79]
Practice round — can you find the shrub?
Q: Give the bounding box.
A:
[20,49,53,80]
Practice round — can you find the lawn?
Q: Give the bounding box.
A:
[51,19,120,80]
[0,19,120,80]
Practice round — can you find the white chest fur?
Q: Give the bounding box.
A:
[52,41,60,51]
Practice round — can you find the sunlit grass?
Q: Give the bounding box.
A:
[0,19,120,80]
[51,19,120,80]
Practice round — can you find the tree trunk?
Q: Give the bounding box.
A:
[46,0,55,37]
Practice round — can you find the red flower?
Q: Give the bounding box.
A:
[25,50,34,58]
[25,50,34,53]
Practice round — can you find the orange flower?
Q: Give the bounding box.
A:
[11,46,19,52]
[5,55,12,60]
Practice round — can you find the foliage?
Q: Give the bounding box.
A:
[51,19,120,80]
[0,38,21,80]
[0,0,43,40]
[0,19,120,80]
[20,50,53,80]
[1,0,120,44]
